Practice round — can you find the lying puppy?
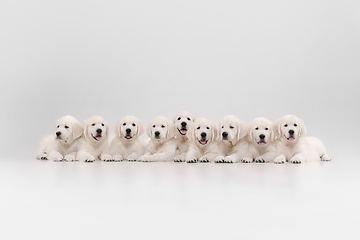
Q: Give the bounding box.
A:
[274,115,331,164]
[173,111,196,162]
[109,116,144,161]
[215,115,248,163]
[36,115,83,161]
[186,118,218,163]
[241,117,277,163]
[138,116,177,162]
[77,116,112,162]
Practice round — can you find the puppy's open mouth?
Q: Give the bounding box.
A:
[198,139,208,145]
[92,134,102,141]
[125,134,132,139]
[258,140,266,145]
[178,128,187,135]
[287,136,295,142]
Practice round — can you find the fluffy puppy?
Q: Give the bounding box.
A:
[186,118,218,163]
[77,116,112,162]
[173,111,196,162]
[274,115,331,164]
[215,115,248,163]
[138,116,177,162]
[36,115,83,161]
[109,116,144,161]
[241,117,277,163]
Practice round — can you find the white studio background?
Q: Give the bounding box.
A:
[1,1,360,239]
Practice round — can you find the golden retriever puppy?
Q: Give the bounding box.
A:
[138,116,177,162]
[77,116,112,162]
[186,118,218,163]
[274,114,331,164]
[109,116,144,161]
[36,115,83,161]
[241,117,277,163]
[215,115,248,163]
[173,111,196,162]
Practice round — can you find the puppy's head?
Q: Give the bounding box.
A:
[84,116,109,143]
[275,115,307,143]
[247,117,275,146]
[146,116,175,141]
[219,115,247,144]
[188,118,217,146]
[54,115,82,143]
[114,116,144,140]
[173,111,196,137]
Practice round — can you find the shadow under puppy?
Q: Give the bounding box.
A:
[109,115,144,161]
[77,116,112,162]
[138,116,177,162]
[36,115,83,161]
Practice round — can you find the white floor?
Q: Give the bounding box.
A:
[1,158,359,240]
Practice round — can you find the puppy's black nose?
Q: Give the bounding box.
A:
[289,130,294,135]
[96,129,102,134]
[222,132,228,138]
[155,131,160,137]
[201,132,207,138]
[56,131,61,137]
[259,134,265,139]
[126,128,131,134]
[181,122,187,127]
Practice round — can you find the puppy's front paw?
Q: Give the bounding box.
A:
[50,152,63,162]
[274,156,285,164]
[214,156,225,163]
[138,156,149,162]
[224,156,237,163]
[64,154,75,162]
[113,155,124,162]
[290,157,302,164]
[101,154,112,162]
[199,156,210,163]
[321,154,331,161]
[174,155,184,162]
[241,157,253,163]
[186,159,197,163]
[255,157,265,163]
[127,154,137,162]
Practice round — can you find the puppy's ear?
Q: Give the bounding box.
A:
[114,120,121,138]
[211,122,218,142]
[166,119,176,139]
[246,122,254,142]
[105,121,110,139]
[83,120,89,139]
[274,118,282,139]
[72,119,83,140]
[136,119,144,137]
[270,124,276,141]
[234,120,247,144]
[187,123,195,142]
[298,117,307,138]
[146,121,152,138]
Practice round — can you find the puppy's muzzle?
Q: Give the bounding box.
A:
[154,131,160,139]
[258,134,266,145]
[56,131,62,139]
[92,128,103,141]
[125,128,132,139]
[178,122,188,135]
[222,132,228,140]
[199,132,208,145]
[287,130,295,141]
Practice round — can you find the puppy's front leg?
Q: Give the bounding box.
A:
[186,146,199,163]
[64,151,76,162]
[224,153,241,163]
[48,150,64,162]
[101,152,113,162]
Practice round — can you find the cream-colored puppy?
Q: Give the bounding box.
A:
[77,116,112,162]
[36,115,83,161]
[138,116,177,162]
[274,115,331,164]
[173,111,196,162]
[215,115,248,163]
[109,116,144,161]
[241,117,277,163]
[186,118,218,163]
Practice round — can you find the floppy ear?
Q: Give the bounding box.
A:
[187,123,195,142]
[166,119,176,139]
[234,120,247,144]
[136,119,144,137]
[246,122,254,142]
[298,117,307,138]
[83,120,89,139]
[270,124,276,141]
[274,118,282,139]
[211,122,218,142]
[114,120,121,138]
[146,121,152,138]
[72,119,83,140]
[105,121,110,139]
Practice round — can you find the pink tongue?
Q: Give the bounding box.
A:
[125,135,131,139]
[289,137,295,141]
[180,129,187,134]
[259,141,266,145]
[95,136,102,141]
[200,139,207,144]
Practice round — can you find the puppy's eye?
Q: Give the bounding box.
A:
[101,123,104,127]
[161,125,165,128]
[206,127,210,129]
[177,117,181,120]
[92,123,95,126]
[132,123,136,126]
[187,117,191,121]
[230,126,234,129]
[197,127,200,130]
[284,124,288,127]
[57,125,59,128]
[152,125,156,128]
[294,124,297,127]
[255,127,258,130]
[221,126,224,129]
[123,123,126,126]
[65,126,69,129]
[265,127,268,130]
